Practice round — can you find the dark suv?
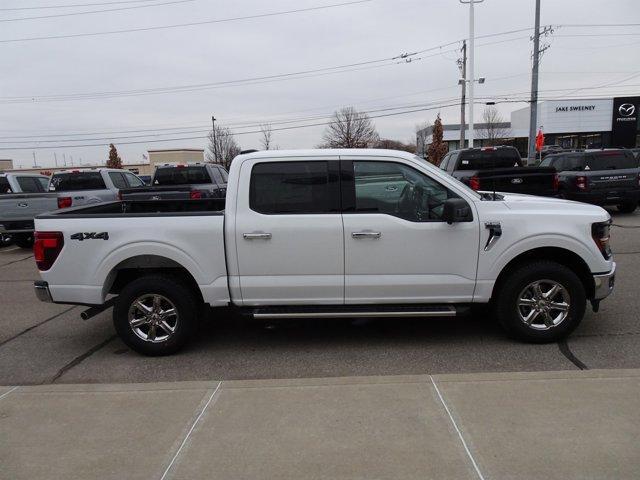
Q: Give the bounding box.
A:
[540,149,639,213]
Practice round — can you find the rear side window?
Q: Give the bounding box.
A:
[16,176,45,193]
[108,172,128,189]
[219,167,228,182]
[457,149,522,170]
[0,177,12,194]
[210,167,224,184]
[250,161,338,214]
[49,172,106,191]
[586,151,638,170]
[153,166,212,185]
[36,177,49,190]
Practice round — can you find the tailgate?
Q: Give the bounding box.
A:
[0,193,58,221]
[477,167,556,194]
[588,170,638,192]
[120,186,192,201]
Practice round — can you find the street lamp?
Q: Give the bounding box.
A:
[460,0,484,148]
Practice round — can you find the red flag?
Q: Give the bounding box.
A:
[535,128,545,152]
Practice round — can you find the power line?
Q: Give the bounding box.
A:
[0,0,373,43]
[0,0,166,11]
[0,0,194,23]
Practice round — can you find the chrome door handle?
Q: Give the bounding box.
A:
[243,232,272,240]
[351,231,381,239]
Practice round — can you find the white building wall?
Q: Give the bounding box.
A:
[511,99,613,134]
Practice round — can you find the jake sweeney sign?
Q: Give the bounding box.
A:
[555,105,596,113]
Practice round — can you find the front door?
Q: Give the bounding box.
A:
[235,158,344,305]
[341,158,479,304]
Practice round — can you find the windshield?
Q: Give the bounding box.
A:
[153,166,212,185]
[457,150,522,170]
[49,172,106,191]
[414,156,481,199]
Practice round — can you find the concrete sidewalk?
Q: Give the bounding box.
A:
[1,370,639,480]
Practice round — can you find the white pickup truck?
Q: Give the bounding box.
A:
[33,149,616,355]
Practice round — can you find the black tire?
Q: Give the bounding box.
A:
[1,234,13,248]
[617,202,637,214]
[13,233,34,249]
[494,261,586,343]
[113,275,200,356]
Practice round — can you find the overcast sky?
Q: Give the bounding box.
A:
[1,0,639,168]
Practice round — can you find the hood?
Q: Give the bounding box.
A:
[499,192,610,219]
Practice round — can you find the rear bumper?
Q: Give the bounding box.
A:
[34,281,53,303]
[593,262,616,300]
[567,190,640,206]
[0,220,35,233]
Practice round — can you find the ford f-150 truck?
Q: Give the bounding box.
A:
[0,173,57,248]
[33,149,615,355]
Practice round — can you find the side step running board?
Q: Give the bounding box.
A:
[251,305,458,320]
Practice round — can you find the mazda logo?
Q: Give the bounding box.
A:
[618,103,636,117]
[511,178,523,184]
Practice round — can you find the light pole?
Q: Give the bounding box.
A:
[459,0,484,148]
[211,116,217,163]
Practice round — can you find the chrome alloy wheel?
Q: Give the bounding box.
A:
[517,280,571,331]
[128,294,179,343]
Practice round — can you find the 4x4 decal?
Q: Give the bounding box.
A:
[70,232,109,241]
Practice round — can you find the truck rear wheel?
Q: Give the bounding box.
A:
[113,275,199,356]
[617,202,637,214]
[14,233,34,249]
[494,261,586,343]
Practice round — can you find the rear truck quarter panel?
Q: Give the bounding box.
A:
[35,215,229,306]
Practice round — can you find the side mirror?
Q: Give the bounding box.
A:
[442,198,473,225]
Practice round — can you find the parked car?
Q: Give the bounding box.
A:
[120,163,228,201]
[439,146,558,197]
[540,149,640,213]
[48,168,146,208]
[33,149,615,355]
[540,145,564,159]
[0,173,57,248]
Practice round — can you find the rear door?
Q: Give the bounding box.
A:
[234,157,344,305]
[341,156,479,304]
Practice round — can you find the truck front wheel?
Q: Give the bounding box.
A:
[494,261,586,343]
[113,275,199,356]
[617,202,637,214]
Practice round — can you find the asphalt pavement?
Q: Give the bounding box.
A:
[0,208,638,385]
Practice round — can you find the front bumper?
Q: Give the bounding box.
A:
[593,262,616,300]
[34,281,53,303]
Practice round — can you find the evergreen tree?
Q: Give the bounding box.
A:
[426,114,448,165]
[106,143,122,169]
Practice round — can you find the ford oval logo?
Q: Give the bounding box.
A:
[511,178,523,184]
[17,202,28,208]
[151,195,161,201]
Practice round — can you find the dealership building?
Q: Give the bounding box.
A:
[417,96,640,157]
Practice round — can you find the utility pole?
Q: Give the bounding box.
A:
[458,40,467,149]
[527,0,541,165]
[32,151,36,167]
[211,116,217,163]
[460,0,483,148]
[54,152,58,167]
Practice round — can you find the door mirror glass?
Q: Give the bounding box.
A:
[442,198,473,224]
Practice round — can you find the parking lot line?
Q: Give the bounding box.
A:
[0,246,20,253]
[430,375,485,480]
[160,381,223,480]
[0,385,19,401]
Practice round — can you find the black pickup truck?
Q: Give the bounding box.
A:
[439,146,558,196]
[540,149,639,213]
[121,163,228,201]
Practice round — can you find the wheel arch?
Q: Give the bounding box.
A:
[491,247,594,301]
[103,254,204,304]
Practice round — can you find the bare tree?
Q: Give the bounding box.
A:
[320,106,378,148]
[260,124,273,150]
[480,106,511,145]
[206,125,241,170]
[375,138,416,154]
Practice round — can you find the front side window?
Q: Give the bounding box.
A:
[210,167,224,184]
[123,172,145,187]
[353,161,457,222]
[250,161,338,214]
[36,177,49,190]
[219,167,228,182]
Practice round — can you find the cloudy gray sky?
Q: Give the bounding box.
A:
[1,0,639,168]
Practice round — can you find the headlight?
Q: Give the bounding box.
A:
[591,220,612,260]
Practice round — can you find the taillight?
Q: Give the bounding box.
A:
[34,231,64,271]
[552,173,559,191]
[117,191,123,201]
[469,176,481,191]
[637,173,640,187]
[575,176,589,191]
[190,190,202,200]
[592,221,612,260]
[57,196,72,209]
